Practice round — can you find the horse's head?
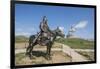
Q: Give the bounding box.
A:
[55,27,65,38]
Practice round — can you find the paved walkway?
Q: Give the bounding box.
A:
[62,44,89,62]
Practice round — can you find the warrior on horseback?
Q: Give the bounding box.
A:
[34,16,53,43]
[26,16,64,60]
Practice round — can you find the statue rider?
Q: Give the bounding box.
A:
[39,16,52,41]
[33,16,53,43]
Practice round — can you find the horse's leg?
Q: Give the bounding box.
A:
[26,35,37,59]
[46,42,52,60]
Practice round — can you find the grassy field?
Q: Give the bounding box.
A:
[77,51,94,61]
[15,36,94,49]
[55,38,94,49]
[15,35,28,43]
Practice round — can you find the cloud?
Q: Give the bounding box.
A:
[74,21,88,29]
[15,27,37,36]
[15,32,31,36]
[16,27,35,32]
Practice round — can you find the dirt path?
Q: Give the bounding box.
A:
[15,43,92,62]
[15,48,62,54]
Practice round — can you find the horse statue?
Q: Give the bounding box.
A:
[26,27,64,60]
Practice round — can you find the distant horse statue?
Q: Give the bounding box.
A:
[26,27,64,60]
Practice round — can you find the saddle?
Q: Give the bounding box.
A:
[33,32,48,46]
[38,32,47,40]
[33,31,53,45]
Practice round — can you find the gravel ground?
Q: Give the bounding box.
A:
[15,51,71,66]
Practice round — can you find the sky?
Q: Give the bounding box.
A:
[15,4,95,39]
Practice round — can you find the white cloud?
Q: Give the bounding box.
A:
[16,27,35,32]
[74,21,88,29]
[15,32,31,36]
[15,27,38,36]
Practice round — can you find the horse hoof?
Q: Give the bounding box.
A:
[47,57,52,60]
[30,56,33,59]
[30,56,36,59]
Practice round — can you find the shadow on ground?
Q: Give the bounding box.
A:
[15,51,71,65]
[31,51,47,59]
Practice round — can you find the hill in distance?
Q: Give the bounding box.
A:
[15,35,28,43]
[55,38,94,49]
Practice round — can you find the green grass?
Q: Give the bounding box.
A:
[77,51,94,61]
[15,53,26,64]
[15,35,28,43]
[15,53,25,60]
[55,38,94,49]
[15,35,94,49]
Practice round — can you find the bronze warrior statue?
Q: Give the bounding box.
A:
[40,16,48,32]
[32,16,52,44]
[39,16,52,41]
[26,16,65,60]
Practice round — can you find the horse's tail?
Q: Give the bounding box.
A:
[33,32,40,43]
[25,35,36,55]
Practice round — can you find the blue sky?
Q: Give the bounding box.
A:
[15,4,94,39]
